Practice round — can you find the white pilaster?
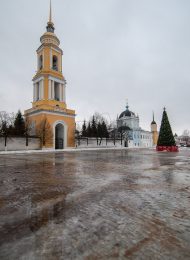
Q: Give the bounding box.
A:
[62,84,65,102]
[52,80,55,100]
[33,84,35,101]
[41,79,44,99]
[43,49,45,69]
[39,81,42,100]
[48,80,52,99]
[63,84,66,103]
[59,83,62,101]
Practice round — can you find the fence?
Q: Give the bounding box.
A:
[75,137,126,148]
[0,136,41,151]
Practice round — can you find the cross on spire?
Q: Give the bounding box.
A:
[126,98,129,110]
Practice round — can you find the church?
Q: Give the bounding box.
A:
[117,103,158,148]
[25,3,75,149]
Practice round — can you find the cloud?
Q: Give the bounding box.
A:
[0,0,189,134]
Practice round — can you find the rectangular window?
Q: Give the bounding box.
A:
[54,82,60,101]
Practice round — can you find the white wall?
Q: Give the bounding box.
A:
[76,138,123,148]
[0,137,40,151]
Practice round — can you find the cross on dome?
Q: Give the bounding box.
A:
[126,99,129,110]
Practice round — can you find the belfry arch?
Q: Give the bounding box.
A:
[53,121,67,149]
[52,55,58,71]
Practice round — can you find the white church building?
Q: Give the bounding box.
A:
[117,103,153,148]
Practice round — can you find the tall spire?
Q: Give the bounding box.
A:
[46,0,55,33]
[151,111,156,125]
[49,0,52,23]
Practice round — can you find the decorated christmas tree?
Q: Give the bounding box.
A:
[157,108,178,152]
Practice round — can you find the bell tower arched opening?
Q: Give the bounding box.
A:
[39,55,43,70]
[55,123,64,149]
[52,55,58,71]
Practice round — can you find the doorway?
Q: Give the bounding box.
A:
[55,123,64,149]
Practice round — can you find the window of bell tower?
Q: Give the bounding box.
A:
[52,55,58,71]
[39,55,43,70]
[54,82,60,101]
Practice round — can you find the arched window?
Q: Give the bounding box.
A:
[55,123,64,149]
[52,55,58,71]
[39,55,43,70]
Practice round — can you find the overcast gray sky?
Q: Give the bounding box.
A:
[0,0,190,134]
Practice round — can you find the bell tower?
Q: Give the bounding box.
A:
[33,1,66,110]
[151,112,158,145]
[25,1,76,149]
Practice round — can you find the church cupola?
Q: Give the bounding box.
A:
[119,101,136,119]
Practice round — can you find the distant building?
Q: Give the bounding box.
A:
[175,134,190,147]
[116,103,154,148]
[25,3,75,149]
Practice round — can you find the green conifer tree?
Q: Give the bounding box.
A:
[97,122,103,138]
[91,116,97,137]
[157,108,176,146]
[81,120,87,137]
[101,121,109,138]
[14,110,25,136]
[86,122,92,137]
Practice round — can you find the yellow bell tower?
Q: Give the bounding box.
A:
[151,112,158,146]
[25,1,75,149]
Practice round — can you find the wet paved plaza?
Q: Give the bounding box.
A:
[0,148,190,260]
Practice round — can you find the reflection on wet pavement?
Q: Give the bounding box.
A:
[0,149,190,259]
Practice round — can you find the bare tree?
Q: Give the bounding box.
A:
[91,112,109,126]
[0,111,15,129]
[182,129,190,137]
[118,125,131,146]
[181,129,190,145]
[0,111,15,147]
[24,116,33,146]
[36,116,53,148]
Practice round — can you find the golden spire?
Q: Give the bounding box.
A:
[49,0,52,23]
[46,0,55,33]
